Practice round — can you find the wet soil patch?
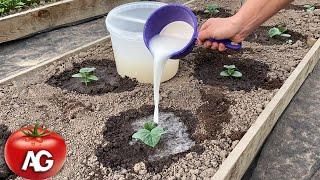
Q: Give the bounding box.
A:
[194,49,283,91]
[246,25,307,46]
[47,59,137,95]
[96,105,209,173]
[193,7,233,19]
[0,125,16,180]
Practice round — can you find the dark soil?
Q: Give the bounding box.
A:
[46,59,137,95]
[246,25,307,46]
[96,89,231,173]
[229,130,246,141]
[96,105,203,173]
[194,48,283,91]
[196,88,232,140]
[0,125,16,180]
[193,7,233,19]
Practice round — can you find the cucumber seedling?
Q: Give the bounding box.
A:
[72,67,98,86]
[204,4,220,16]
[220,65,243,78]
[268,27,291,38]
[132,121,165,148]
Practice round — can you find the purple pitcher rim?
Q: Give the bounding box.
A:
[143,4,198,58]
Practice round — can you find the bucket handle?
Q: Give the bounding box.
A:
[207,38,242,50]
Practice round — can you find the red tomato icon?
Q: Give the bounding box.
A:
[4,124,67,180]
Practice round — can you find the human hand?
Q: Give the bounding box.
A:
[197,16,246,51]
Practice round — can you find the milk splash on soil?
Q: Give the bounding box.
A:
[149,21,194,124]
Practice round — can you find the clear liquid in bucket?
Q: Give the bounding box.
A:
[149,21,194,124]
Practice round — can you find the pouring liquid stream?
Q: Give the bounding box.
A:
[149,21,194,124]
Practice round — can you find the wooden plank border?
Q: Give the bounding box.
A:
[0,0,134,43]
[213,39,320,180]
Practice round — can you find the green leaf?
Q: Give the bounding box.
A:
[220,71,230,77]
[304,4,315,12]
[278,27,287,33]
[223,65,236,69]
[87,75,98,81]
[79,67,96,73]
[206,4,220,15]
[16,2,25,6]
[132,129,150,141]
[268,27,282,38]
[143,121,156,131]
[132,126,165,148]
[227,68,235,75]
[72,73,83,78]
[232,71,243,78]
[149,127,165,147]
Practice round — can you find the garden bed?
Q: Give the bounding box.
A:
[0,0,134,43]
[0,0,319,179]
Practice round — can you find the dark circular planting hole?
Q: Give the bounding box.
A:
[46,59,138,95]
[96,95,231,173]
[194,49,283,91]
[96,105,202,173]
[246,25,307,46]
[0,124,16,180]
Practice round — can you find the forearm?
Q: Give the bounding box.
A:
[233,0,293,38]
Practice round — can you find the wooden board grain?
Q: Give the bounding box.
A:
[212,38,320,180]
[0,0,134,43]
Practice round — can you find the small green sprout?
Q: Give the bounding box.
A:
[72,67,98,86]
[204,4,220,16]
[304,4,315,13]
[268,27,291,38]
[220,65,243,78]
[132,121,165,148]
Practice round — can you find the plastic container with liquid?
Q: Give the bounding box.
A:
[105,2,180,83]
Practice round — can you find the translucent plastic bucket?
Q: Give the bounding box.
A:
[105,2,180,83]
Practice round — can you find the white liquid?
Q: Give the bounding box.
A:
[149,21,194,124]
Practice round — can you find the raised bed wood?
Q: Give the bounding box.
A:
[0,0,319,179]
[0,0,134,43]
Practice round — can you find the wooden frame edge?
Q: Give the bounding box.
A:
[213,38,320,180]
[0,0,134,43]
[0,0,71,20]
[0,36,109,84]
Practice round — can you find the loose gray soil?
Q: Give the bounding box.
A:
[0,0,319,179]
